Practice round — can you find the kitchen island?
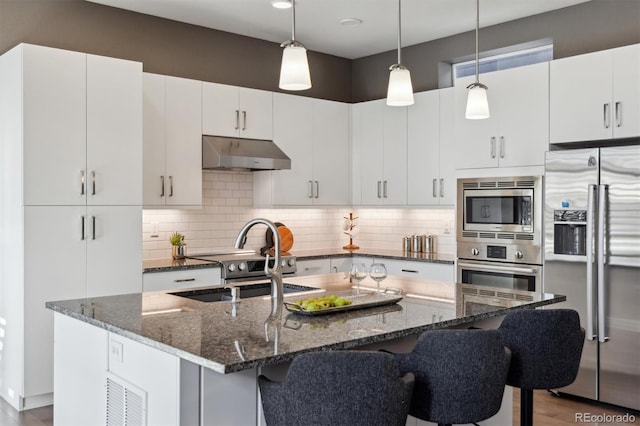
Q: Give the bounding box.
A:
[47,274,565,425]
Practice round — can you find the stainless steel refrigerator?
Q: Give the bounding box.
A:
[544,145,640,410]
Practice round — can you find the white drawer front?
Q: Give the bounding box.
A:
[143,267,221,292]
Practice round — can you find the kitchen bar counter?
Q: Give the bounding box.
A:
[47,274,563,374]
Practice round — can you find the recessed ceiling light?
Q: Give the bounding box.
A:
[271,0,292,9]
[340,18,363,26]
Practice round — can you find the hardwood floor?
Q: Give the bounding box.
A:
[513,389,640,426]
[1,390,638,425]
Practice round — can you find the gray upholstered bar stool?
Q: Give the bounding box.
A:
[389,329,512,426]
[498,309,585,426]
[258,351,414,426]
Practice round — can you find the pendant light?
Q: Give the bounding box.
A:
[465,0,490,119]
[386,0,414,106]
[279,0,312,91]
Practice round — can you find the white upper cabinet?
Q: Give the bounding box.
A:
[143,73,202,207]
[22,46,86,206]
[454,62,549,170]
[202,82,273,140]
[407,88,455,206]
[354,99,408,205]
[254,93,350,206]
[22,45,142,206]
[86,55,142,206]
[550,44,640,144]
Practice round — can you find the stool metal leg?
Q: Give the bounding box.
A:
[520,388,534,426]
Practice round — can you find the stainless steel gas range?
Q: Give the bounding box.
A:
[188,251,298,283]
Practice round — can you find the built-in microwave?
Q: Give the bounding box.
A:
[457,176,543,246]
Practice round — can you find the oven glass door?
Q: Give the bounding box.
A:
[458,261,540,292]
[464,189,534,233]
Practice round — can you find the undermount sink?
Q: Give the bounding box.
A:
[170,282,320,303]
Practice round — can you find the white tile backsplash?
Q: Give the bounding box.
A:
[142,170,455,260]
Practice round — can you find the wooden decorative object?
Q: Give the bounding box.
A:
[343,212,360,250]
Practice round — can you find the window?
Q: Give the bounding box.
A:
[454,44,553,80]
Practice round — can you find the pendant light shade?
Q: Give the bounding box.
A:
[465,0,489,119]
[465,82,490,119]
[279,42,311,90]
[387,65,414,106]
[279,0,311,91]
[387,0,414,106]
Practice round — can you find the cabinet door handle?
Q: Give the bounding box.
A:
[490,137,496,158]
[242,111,247,131]
[174,278,196,283]
[235,110,240,130]
[432,178,438,198]
[439,178,444,198]
[383,181,388,198]
[377,181,382,198]
[91,171,96,195]
[160,175,165,197]
[401,269,419,274]
[615,101,622,127]
[500,136,505,158]
[91,216,96,240]
[81,216,85,241]
[308,180,313,198]
[314,181,319,199]
[80,170,85,195]
[169,176,174,197]
[604,103,610,129]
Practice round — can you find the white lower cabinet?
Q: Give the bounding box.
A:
[382,259,454,282]
[143,267,222,292]
[328,256,454,282]
[295,259,331,276]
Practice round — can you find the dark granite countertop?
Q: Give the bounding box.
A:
[143,257,221,273]
[143,249,454,273]
[47,274,564,375]
[291,248,456,264]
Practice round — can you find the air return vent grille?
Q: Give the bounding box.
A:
[106,374,147,426]
[497,181,516,188]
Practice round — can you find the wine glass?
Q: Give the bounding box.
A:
[350,263,368,297]
[369,263,388,293]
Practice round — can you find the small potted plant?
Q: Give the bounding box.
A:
[170,232,186,259]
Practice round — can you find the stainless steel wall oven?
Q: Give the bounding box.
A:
[457,176,544,294]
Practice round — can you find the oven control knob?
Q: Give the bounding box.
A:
[227,263,236,272]
[515,251,524,259]
[471,248,480,256]
[238,262,247,271]
[288,258,296,267]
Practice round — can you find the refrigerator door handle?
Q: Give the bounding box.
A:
[586,184,597,341]
[597,184,609,343]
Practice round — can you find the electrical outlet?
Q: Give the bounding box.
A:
[150,222,160,238]
[110,339,124,363]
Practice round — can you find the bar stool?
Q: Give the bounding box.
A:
[258,350,414,426]
[389,329,512,426]
[498,309,585,426]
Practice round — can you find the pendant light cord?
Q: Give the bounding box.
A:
[397,0,402,65]
[291,0,296,41]
[475,0,479,84]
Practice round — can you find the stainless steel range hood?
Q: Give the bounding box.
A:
[202,135,291,171]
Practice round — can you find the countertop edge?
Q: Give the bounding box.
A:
[47,294,566,374]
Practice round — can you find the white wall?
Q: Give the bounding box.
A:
[142,171,455,260]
